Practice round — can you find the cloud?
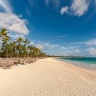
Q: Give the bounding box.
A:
[31,41,60,54]
[61,48,80,56]
[0,13,29,35]
[87,47,96,55]
[69,42,86,45]
[30,41,34,45]
[36,44,45,50]
[59,45,80,56]
[45,0,60,8]
[9,33,25,40]
[36,38,96,56]
[33,41,82,56]
[70,38,96,46]
[51,34,67,42]
[0,0,29,35]
[86,38,96,46]
[75,49,80,53]
[0,0,12,13]
[70,0,89,16]
[60,7,68,15]
[60,0,89,16]
[36,41,59,50]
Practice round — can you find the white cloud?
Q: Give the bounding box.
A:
[36,38,96,56]
[36,44,44,50]
[57,34,66,38]
[0,13,29,35]
[32,41,60,53]
[36,41,59,50]
[9,33,25,40]
[75,49,80,53]
[45,0,60,8]
[30,41,34,45]
[59,46,68,50]
[60,7,68,15]
[86,38,96,46]
[59,45,80,56]
[69,38,96,46]
[0,0,29,35]
[87,47,96,55]
[70,0,89,16]
[69,42,84,45]
[60,0,89,16]
[0,0,12,13]
[33,41,82,56]
[62,49,80,56]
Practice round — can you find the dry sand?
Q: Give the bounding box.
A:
[0,58,96,96]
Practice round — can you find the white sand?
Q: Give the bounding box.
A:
[0,58,96,96]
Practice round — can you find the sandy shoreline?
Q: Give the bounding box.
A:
[57,58,96,72]
[0,58,96,96]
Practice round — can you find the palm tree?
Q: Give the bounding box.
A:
[23,38,30,57]
[28,45,37,57]
[0,28,9,50]
[40,52,46,57]
[0,28,46,58]
[3,36,11,58]
[16,37,24,57]
[0,28,11,58]
[34,48,41,57]
[5,44,12,57]
[0,28,8,37]
[27,45,32,57]
[10,41,16,57]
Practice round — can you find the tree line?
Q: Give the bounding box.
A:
[0,28,46,58]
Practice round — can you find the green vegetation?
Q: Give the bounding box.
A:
[0,28,46,58]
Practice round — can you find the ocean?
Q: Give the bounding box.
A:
[58,57,96,71]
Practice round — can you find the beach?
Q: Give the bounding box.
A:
[0,58,96,96]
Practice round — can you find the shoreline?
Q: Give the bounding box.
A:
[56,58,96,72]
[0,58,96,96]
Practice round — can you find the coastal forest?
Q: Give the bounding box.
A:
[0,28,46,58]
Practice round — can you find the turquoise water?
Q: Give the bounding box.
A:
[59,57,96,65]
[59,57,96,71]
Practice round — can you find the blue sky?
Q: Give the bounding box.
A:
[0,0,96,56]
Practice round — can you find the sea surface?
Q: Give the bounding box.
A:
[58,57,96,71]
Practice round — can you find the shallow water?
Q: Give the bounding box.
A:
[58,57,96,71]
